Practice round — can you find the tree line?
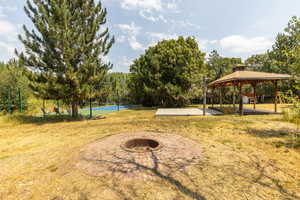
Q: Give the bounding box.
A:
[0,0,299,116]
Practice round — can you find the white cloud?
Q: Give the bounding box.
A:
[116,22,141,36]
[112,56,133,72]
[147,32,177,40]
[0,20,16,34]
[129,38,144,50]
[121,0,162,11]
[116,22,145,51]
[0,41,14,54]
[0,19,19,60]
[139,11,167,23]
[119,0,180,23]
[196,39,209,50]
[147,32,178,47]
[219,35,273,53]
[0,19,19,42]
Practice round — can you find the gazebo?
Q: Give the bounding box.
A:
[208,66,292,115]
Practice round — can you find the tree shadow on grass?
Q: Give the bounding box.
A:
[82,150,300,200]
[232,155,300,200]
[273,137,300,149]
[91,152,207,200]
[245,127,298,138]
[3,114,85,125]
[127,106,157,111]
[245,127,300,150]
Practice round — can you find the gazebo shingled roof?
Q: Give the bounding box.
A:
[209,71,292,87]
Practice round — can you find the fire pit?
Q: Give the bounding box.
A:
[77,132,202,180]
[122,138,162,152]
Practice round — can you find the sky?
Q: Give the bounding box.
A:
[0,0,300,72]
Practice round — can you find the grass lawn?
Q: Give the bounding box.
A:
[0,104,299,200]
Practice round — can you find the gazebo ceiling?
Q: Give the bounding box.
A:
[208,71,292,87]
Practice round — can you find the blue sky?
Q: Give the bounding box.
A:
[0,0,299,72]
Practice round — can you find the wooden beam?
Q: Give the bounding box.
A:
[239,83,244,116]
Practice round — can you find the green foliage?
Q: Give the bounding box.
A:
[207,50,242,81]
[16,0,114,117]
[280,92,300,148]
[245,53,274,72]
[129,37,206,107]
[245,16,300,95]
[94,72,130,104]
[0,59,30,113]
[268,17,299,92]
[107,72,130,104]
[268,16,300,75]
[281,92,300,122]
[245,54,278,97]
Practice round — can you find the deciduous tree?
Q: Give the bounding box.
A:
[129,37,206,107]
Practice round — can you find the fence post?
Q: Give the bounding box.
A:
[89,97,92,119]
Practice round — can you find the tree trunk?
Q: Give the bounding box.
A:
[71,101,79,118]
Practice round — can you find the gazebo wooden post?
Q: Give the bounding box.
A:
[252,82,257,110]
[239,82,244,116]
[233,83,236,111]
[274,81,278,113]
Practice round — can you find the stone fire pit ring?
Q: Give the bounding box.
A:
[121,138,163,153]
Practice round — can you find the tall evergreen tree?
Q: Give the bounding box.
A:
[16,0,114,117]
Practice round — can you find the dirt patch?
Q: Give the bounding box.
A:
[76,132,202,181]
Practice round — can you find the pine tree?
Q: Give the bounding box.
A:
[16,0,114,117]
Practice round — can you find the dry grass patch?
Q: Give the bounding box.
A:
[0,106,299,200]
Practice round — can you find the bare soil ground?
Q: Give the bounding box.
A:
[0,104,299,200]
